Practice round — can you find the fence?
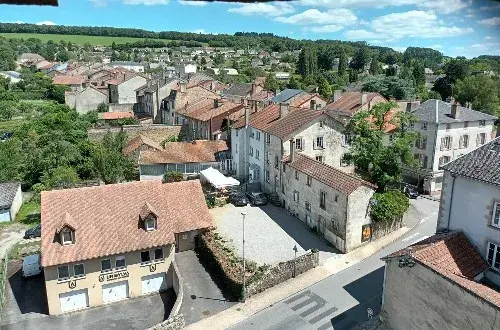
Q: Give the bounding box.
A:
[0,250,10,324]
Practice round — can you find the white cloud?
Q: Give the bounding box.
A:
[297,0,417,9]
[479,17,500,26]
[450,42,500,58]
[479,3,500,11]
[346,10,473,41]
[122,0,169,5]
[484,36,497,40]
[6,21,24,24]
[36,21,56,25]
[306,25,344,33]
[178,0,207,6]
[192,29,205,34]
[418,0,470,14]
[392,46,408,53]
[275,9,357,26]
[89,0,107,7]
[428,44,442,50]
[227,3,294,17]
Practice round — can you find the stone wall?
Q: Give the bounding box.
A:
[371,220,402,241]
[109,103,134,113]
[246,251,319,297]
[147,314,185,330]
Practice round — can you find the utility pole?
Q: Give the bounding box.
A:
[293,245,298,278]
[242,211,248,302]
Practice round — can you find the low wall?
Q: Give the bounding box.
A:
[371,220,402,241]
[147,314,185,330]
[109,103,134,112]
[246,251,319,297]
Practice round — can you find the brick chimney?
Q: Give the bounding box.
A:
[333,90,342,102]
[451,101,460,119]
[289,139,295,163]
[279,103,290,118]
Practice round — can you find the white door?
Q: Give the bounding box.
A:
[102,281,129,304]
[141,273,166,295]
[59,289,88,313]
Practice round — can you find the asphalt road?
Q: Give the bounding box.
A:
[229,197,439,330]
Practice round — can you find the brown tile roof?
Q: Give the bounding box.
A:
[284,153,377,195]
[384,231,500,308]
[175,86,219,110]
[99,112,134,120]
[41,180,213,267]
[324,92,384,115]
[290,93,324,108]
[53,75,84,85]
[139,140,229,164]
[183,99,244,122]
[233,104,280,130]
[263,108,324,140]
[122,134,163,156]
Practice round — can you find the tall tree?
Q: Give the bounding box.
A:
[369,55,380,75]
[350,46,369,72]
[338,51,347,75]
[455,75,499,115]
[287,75,301,89]
[297,48,318,77]
[264,73,279,93]
[318,78,332,100]
[92,131,135,184]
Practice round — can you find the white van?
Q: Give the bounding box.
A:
[22,254,42,277]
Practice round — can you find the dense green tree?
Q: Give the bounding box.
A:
[297,48,318,77]
[200,57,207,66]
[0,40,16,71]
[369,55,380,75]
[444,59,469,83]
[45,84,69,104]
[362,75,415,100]
[92,131,135,184]
[432,77,452,100]
[42,166,79,189]
[0,138,22,182]
[370,190,410,225]
[455,75,499,115]
[213,53,225,66]
[403,47,443,69]
[0,100,17,120]
[343,102,418,190]
[56,49,71,62]
[264,73,279,93]
[318,47,336,71]
[318,78,332,100]
[338,51,347,75]
[412,61,426,86]
[350,46,369,72]
[287,75,301,89]
[348,68,358,83]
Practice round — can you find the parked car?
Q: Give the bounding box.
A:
[246,191,268,206]
[22,253,42,277]
[24,224,41,239]
[230,192,249,207]
[0,132,13,142]
[403,185,419,199]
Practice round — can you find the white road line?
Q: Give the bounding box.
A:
[410,235,430,245]
[402,233,420,242]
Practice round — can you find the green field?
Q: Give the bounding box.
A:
[0,32,159,46]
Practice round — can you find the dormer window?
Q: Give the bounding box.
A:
[61,229,74,245]
[145,217,156,231]
[139,202,158,232]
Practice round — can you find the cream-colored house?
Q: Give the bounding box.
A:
[41,180,212,315]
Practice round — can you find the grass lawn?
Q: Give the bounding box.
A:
[0,118,25,133]
[15,200,41,225]
[9,239,41,260]
[0,32,163,46]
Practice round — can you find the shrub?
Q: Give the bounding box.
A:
[370,190,409,225]
[163,171,184,183]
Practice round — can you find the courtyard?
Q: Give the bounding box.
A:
[210,204,340,266]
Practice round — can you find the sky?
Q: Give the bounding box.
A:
[0,0,499,58]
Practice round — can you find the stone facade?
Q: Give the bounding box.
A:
[382,259,500,330]
[65,87,108,114]
[109,76,147,104]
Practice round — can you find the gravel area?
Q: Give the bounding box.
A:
[211,204,339,266]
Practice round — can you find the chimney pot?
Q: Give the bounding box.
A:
[289,139,295,163]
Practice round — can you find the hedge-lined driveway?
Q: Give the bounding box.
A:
[211,204,339,266]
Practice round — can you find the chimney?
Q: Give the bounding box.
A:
[180,81,187,93]
[360,93,368,105]
[435,100,439,124]
[446,96,455,104]
[279,103,290,118]
[251,82,256,96]
[451,102,460,119]
[333,90,342,102]
[406,102,412,112]
[244,105,250,128]
[310,99,316,110]
[289,139,295,163]
[210,81,215,91]
[213,99,219,108]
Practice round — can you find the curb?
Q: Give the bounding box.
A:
[419,195,440,202]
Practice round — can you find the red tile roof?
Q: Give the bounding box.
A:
[139,140,229,164]
[183,99,244,122]
[284,153,377,195]
[385,231,500,308]
[290,93,324,108]
[324,92,385,115]
[233,104,280,130]
[99,112,134,120]
[122,134,163,156]
[53,75,85,85]
[41,180,213,267]
[263,108,324,140]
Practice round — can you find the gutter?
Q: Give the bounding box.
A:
[446,173,456,231]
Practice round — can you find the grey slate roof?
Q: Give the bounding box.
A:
[270,89,304,103]
[0,182,20,209]
[441,137,500,186]
[222,83,252,97]
[412,99,497,124]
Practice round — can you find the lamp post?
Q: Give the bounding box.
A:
[241,211,248,302]
[293,245,298,278]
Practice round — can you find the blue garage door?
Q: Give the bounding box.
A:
[0,209,11,222]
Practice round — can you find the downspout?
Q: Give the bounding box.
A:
[445,173,456,231]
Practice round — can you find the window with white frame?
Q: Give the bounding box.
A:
[265,170,270,183]
[477,133,486,146]
[315,155,324,163]
[441,136,452,150]
[293,191,299,203]
[73,264,85,278]
[305,201,311,212]
[141,251,151,264]
[341,134,351,147]
[249,146,254,156]
[479,120,486,127]
[145,217,156,231]
[319,120,324,128]
[295,171,299,180]
[275,155,279,169]
[101,259,112,273]
[314,136,324,149]
[415,136,427,150]
[459,135,469,149]
[295,138,303,150]
[266,152,270,165]
[255,150,260,159]
[115,256,126,269]
[57,265,70,280]
[61,229,74,245]
[256,131,261,141]
[492,202,500,228]
[438,156,451,166]
[487,242,500,271]
[235,129,239,137]
[266,133,271,144]
[250,131,255,139]
[281,183,285,194]
[421,122,427,130]
[235,144,238,153]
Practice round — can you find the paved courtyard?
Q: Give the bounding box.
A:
[211,204,340,266]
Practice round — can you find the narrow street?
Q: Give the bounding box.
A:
[229,198,439,330]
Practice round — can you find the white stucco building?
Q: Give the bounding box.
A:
[109,61,145,73]
[404,99,497,193]
[108,75,147,105]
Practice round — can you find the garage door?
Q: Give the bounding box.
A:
[0,209,11,222]
[59,289,89,313]
[102,281,129,304]
[141,273,166,295]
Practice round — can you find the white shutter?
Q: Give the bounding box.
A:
[440,137,444,151]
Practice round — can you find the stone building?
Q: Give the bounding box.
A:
[108,75,147,105]
[135,78,178,123]
[65,86,108,114]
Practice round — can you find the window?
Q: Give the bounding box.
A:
[274,155,279,169]
[440,136,452,150]
[250,131,255,139]
[141,251,151,264]
[315,155,324,163]
[479,120,486,127]
[295,171,299,180]
[330,220,338,232]
[319,120,324,128]
[487,242,500,271]
[340,157,349,167]
[305,201,311,212]
[154,248,164,260]
[281,183,285,194]
[295,138,303,150]
[293,191,299,203]
[256,131,261,141]
[334,195,339,202]
[320,191,326,210]
[282,163,286,172]
[57,266,70,280]
[315,136,324,149]
[266,133,271,144]
[464,121,469,129]
[446,123,451,131]
[73,264,85,278]
[255,150,260,160]
[438,156,451,166]
[145,217,156,231]
[421,122,427,130]
[341,134,351,147]
[307,175,312,186]
[265,170,270,183]
[101,259,112,273]
[61,230,74,245]
[477,133,486,146]
[415,136,427,150]
[459,135,469,149]
[235,144,238,154]
[409,121,414,129]
[492,202,500,228]
[235,129,239,137]
[115,256,126,269]
[266,152,271,165]
[249,146,254,156]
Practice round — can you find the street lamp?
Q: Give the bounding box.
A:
[293,245,298,278]
[241,211,248,302]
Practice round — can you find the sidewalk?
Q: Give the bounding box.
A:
[184,226,410,330]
